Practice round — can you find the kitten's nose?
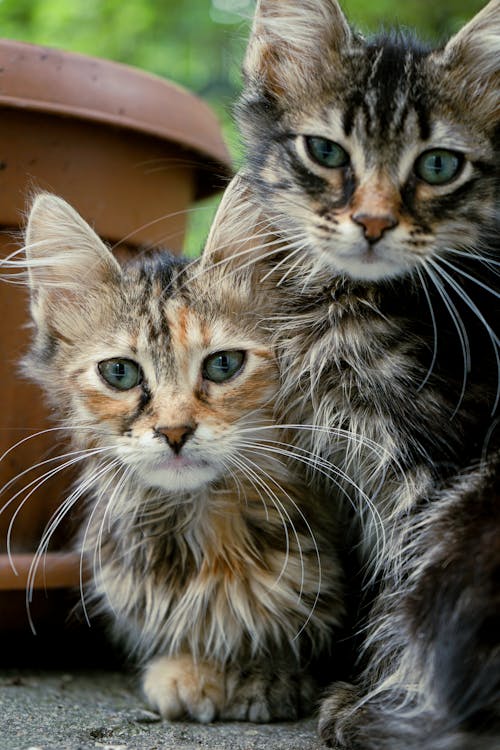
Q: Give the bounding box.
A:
[352,213,398,242]
[155,423,196,454]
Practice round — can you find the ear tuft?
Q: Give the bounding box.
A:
[25,193,122,292]
[434,0,499,123]
[24,193,122,332]
[243,0,353,99]
[201,173,277,271]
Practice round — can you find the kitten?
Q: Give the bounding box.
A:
[16,193,345,722]
[214,0,499,747]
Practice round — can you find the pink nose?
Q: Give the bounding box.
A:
[352,213,398,242]
[156,424,196,454]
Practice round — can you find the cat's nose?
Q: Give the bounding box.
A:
[155,423,196,454]
[352,213,398,242]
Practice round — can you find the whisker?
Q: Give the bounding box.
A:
[422,261,470,417]
[438,255,500,299]
[3,448,117,573]
[26,456,122,633]
[415,265,438,391]
[236,450,322,641]
[429,258,500,414]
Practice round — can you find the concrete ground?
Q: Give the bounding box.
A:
[0,670,325,750]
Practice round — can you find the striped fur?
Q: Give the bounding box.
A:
[12,193,345,722]
[226,0,500,746]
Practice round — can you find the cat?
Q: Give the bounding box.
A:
[12,192,345,722]
[208,0,499,747]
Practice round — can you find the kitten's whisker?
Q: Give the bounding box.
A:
[239,439,385,552]
[76,460,129,626]
[0,425,96,468]
[276,249,310,287]
[92,464,133,621]
[108,208,211,252]
[220,458,247,507]
[439,255,500,298]
[238,450,323,641]
[415,265,438,391]
[238,423,391,463]
[445,247,500,269]
[0,445,114,504]
[227,453,292,590]
[430,258,500,414]
[4,448,116,573]
[422,261,470,417]
[259,243,307,284]
[26,457,121,633]
[234,451,308,600]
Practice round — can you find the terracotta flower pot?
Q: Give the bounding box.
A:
[0,39,231,638]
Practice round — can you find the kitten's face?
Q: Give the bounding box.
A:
[239,0,499,282]
[65,272,275,493]
[24,197,277,495]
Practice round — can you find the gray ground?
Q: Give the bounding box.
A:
[0,670,325,750]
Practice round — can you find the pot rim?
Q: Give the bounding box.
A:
[0,38,232,196]
[0,552,81,591]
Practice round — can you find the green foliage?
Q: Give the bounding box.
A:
[0,0,486,254]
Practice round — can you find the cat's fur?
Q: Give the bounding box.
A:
[214,0,499,747]
[16,193,345,722]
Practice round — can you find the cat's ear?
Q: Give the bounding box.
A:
[435,0,499,123]
[25,193,122,328]
[200,173,277,271]
[243,0,354,99]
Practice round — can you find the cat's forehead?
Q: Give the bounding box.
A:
[117,260,259,360]
[291,36,432,143]
[289,33,489,162]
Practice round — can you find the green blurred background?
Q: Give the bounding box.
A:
[0,0,485,255]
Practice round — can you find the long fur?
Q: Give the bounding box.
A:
[219,0,500,746]
[3,193,346,723]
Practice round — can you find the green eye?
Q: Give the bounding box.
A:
[414,149,463,185]
[202,350,245,383]
[304,136,349,168]
[98,359,142,390]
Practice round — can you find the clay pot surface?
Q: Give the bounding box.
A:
[0,39,232,612]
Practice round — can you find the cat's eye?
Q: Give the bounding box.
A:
[98,359,142,390]
[304,136,349,169]
[414,149,463,185]
[202,350,246,383]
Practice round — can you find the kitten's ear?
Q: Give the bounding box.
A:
[436,0,499,123]
[25,193,122,327]
[200,174,277,271]
[243,0,353,98]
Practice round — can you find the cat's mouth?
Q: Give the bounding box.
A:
[326,240,412,282]
[142,454,219,492]
[152,455,211,472]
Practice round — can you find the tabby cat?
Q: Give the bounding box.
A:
[214,0,499,747]
[14,193,345,722]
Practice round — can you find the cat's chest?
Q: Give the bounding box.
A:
[280,305,414,417]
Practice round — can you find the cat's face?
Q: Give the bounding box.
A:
[24,196,277,494]
[239,0,499,282]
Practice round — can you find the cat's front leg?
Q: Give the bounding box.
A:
[143,654,225,723]
[143,654,317,723]
[220,663,316,722]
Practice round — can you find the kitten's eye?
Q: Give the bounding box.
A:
[304,136,349,169]
[98,359,142,390]
[414,149,463,185]
[202,351,245,383]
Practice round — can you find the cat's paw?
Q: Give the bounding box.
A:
[142,655,225,723]
[318,681,362,748]
[220,667,316,723]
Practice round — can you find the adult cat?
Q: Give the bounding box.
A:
[7,193,345,722]
[219,0,500,747]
